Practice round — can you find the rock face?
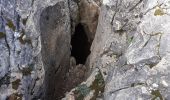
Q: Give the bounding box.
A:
[0,0,99,99]
[79,0,100,43]
[64,0,170,100]
[1,0,170,100]
[0,0,45,99]
[96,0,170,99]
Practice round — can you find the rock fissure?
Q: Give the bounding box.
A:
[110,86,130,94]
[71,23,91,64]
[39,0,99,99]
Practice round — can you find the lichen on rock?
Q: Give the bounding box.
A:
[154,8,165,16]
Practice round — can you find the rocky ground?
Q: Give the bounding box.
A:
[1,0,170,100]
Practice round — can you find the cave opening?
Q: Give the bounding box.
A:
[40,2,95,99]
[71,23,91,65]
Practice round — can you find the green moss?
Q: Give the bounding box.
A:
[6,19,16,31]
[151,90,163,100]
[74,70,105,100]
[74,84,90,100]
[12,79,21,90]
[0,32,6,38]
[154,8,164,16]
[90,70,105,100]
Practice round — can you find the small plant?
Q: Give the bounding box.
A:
[74,84,90,100]
[151,90,163,100]
[74,70,105,100]
[90,70,105,100]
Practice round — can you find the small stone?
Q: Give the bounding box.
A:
[152,83,158,88]
[161,80,168,87]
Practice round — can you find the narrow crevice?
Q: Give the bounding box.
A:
[71,23,91,65]
[40,1,97,99]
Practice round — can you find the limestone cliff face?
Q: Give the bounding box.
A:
[0,0,99,99]
[64,0,170,100]
[1,0,170,100]
[91,0,170,99]
[0,0,72,99]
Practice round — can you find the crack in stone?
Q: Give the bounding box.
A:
[143,3,163,15]
[157,34,162,59]
[129,0,143,12]
[141,35,151,48]
[110,86,129,94]
[111,0,119,25]
[4,34,11,68]
[110,82,146,94]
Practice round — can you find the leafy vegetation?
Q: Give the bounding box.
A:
[74,84,90,100]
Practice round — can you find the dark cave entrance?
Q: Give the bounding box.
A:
[40,2,95,99]
[71,23,91,65]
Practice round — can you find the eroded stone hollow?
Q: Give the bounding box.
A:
[40,1,97,100]
[71,23,91,65]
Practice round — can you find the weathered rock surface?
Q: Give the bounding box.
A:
[79,0,100,43]
[63,0,170,100]
[1,0,170,100]
[0,0,99,99]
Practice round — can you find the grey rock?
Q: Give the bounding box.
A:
[2,0,170,100]
[90,0,170,100]
[0,0,71,99]
[62,0,170,100]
